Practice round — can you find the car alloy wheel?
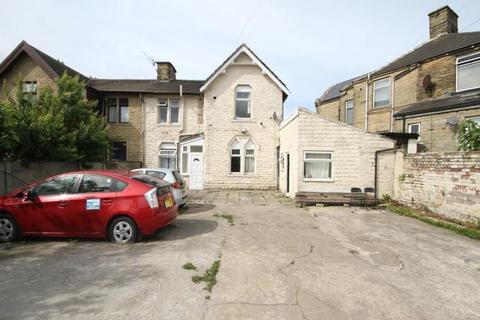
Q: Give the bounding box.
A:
[0,217,15,242]
[113,221,133,243]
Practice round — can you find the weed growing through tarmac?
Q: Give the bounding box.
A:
[192,259,221,292]
[183,262,197,271]
[213,214,234,226]
[386,205,480,240]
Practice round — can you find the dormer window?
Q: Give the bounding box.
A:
[457,52,480,92]
[235,85,251,119]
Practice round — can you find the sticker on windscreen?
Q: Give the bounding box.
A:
[86,199,100,210]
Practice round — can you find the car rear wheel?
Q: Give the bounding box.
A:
[109,217,138,244]
[0,213,18,243]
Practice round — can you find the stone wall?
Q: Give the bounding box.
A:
[395,152,480,223]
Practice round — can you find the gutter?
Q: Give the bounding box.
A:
[374,148,396,199]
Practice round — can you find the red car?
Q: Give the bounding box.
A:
[0,170,177,244]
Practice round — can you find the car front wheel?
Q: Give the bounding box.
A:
[0,213,19,243]
[109,217,138,244]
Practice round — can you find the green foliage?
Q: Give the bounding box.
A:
[0,73,109,163]
[458,119,480,151]
[191,259,221,292]
[386,205,480,240]
[183,262,197,271]
[382,194,393,202]
[213,214,235,226]
[398,173,407,183]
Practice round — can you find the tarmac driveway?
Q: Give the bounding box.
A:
[1,190,479,319]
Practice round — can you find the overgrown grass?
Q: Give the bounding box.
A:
[386,205,480,240]
[213,214,235,226]
[182,262,197,271]
[192,259,221,292]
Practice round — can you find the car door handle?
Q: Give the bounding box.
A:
[102,199,113,205]
[57,202,69,208]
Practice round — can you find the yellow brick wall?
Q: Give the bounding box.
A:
[105,95,143,162]
[0,52,55,99]
[315,99,339,121]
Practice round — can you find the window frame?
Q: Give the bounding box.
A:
[303,151,334,182]
[159,143,177,169]
[34,174,81,196]
[466,115,480,125]
[234,85,252,119]
[230,147,242,173]
[345,100,354,125]
[111,141,127,161]
[22,81,37,95]
[373,78,391,108]
[157,99,180,124]
[408,123,421,135]
[456,51,480,93]
[107,97,129,123]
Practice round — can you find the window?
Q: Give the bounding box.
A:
[79,174,127,193]
[230,140,241,173]
[245,141,255,173]
[35,175,79,196]
[345,100,354,125]
[467,116,480,125]
[408,123,421,135]
[457,52,480,92]
[22,81,37,95]
[145,170,166,180]
[304,152,333,180]
[158,99,179,124]
[373,78,390,108]
[159,143,177,169]
[235,85,251,119]
[111,141,127,161]
[107,97,128,123]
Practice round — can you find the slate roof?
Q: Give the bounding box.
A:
[0,40,88,82]
[394,91,480,117]
[373,31,480,76]
[317,32,480,104]
[87,79,204,94]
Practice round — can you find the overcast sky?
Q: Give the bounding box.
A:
[1,0,480,116]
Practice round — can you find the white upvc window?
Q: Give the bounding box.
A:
[408,123,421,140]
[235,85,251,119]
[456,51,480,92]
[158,99,179,124]
[345,100,354,125]
[22,81,37,94]
[159,143,177,169]
[373,78,390,108]
[229,139,256,174]
[304,151,333,181]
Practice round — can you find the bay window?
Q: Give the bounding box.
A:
[457,52,480,92]
[304,151,333,180]
[373,78,390,108]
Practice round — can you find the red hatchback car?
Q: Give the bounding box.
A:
[0,170,177,244]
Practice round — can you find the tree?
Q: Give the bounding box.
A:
[0,73,109,163]
[458,119,480,151]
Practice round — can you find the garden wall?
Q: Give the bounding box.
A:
[395,152,480,224]
[1,161,142,195]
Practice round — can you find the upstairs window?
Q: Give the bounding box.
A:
[373,78,390,108]
[107,97,129,123]
[158,99,179,124]
[235,85,251,119]
[457,52,480,92]
[345,100,354,125]
[22,81,37,95]
[467,116,480,126]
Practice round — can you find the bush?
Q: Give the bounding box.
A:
[458,119,480,151]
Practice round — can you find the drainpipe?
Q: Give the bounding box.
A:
[140,93,145,167]
[374,148,395,199]
[365,73,370,131]
[390,77,395,132]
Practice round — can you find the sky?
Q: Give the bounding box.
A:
[1,0,480,116]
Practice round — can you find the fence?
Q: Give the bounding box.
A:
[1,161,142,195]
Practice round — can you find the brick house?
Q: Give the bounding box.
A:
[86,44,289,190]
[315,6,480,152]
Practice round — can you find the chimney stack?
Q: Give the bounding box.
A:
[428,6,458,39]
[155,62,176,81]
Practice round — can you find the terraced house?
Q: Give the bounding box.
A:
[316,6,480,152]
[1,42,289,190]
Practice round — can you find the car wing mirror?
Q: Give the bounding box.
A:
[26,189,39,202]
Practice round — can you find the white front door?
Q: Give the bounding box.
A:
[189,154,203,190]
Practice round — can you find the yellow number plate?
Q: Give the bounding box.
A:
[164,198,174,208]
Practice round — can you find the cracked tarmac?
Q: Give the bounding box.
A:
[1,190,480,319]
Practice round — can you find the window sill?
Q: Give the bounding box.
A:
[156,123,181,127]
[303,178,334,182]
[369,106,391,112]
[232,119,255,123]
[229,173,257,176]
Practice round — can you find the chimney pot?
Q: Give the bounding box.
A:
[155,62,176,81]
[428,6,458,39]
